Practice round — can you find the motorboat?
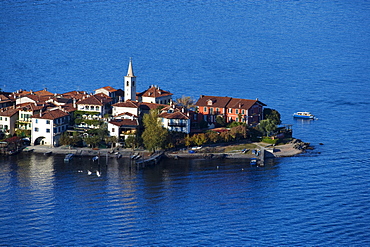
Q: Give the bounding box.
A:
[293,112,315,119]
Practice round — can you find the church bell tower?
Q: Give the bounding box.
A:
[124,58,136,101]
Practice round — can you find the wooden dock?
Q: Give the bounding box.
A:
[135,151,164,169]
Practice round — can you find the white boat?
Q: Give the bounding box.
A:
[293,112,315,119]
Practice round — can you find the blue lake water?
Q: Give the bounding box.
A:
[1,0,370,245]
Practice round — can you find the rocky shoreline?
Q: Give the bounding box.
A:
[165,139,311,160]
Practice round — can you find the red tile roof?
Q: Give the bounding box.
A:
[109,119,138,127]
[0,108,19,117]
[195,95,232,108]
[112,100,140,108]
[196,95,266,109]
[76,94,112,106]
[159,111,189,120]
[137,86,173,98]
[115,112,138,118]
[31,109,69,120]
[17,103,44,112]
[95,86,117,93]
[33,89,54,96]
[227,98,266,109]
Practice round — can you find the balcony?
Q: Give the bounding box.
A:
[168,122,187,127]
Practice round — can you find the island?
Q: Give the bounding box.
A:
[0,59,312,162]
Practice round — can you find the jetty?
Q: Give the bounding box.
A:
[135,151,164,169]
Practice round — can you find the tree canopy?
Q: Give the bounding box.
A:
[141,109,169,152]
[263,108,281,125]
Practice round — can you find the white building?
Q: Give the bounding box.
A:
[0,108,19,136]
[31,109,70,146]
[112,100,140,117]
[138,85,173,104]
[108,114,139,144]
[159,106,191,134]
[76,94,112,117]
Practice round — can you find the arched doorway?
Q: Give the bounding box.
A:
[34,136,45,145]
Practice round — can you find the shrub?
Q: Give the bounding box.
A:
[261,137,279,145]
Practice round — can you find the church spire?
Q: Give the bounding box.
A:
[124,58,137,101]
[127,57,135,77]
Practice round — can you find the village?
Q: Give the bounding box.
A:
[0,59,300,157]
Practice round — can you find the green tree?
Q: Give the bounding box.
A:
[70,132,82,147]
[215,116,226,127]
[258,119,277,136]
[192,133,208,146]
[84,136,100,148]
[206,131,220,143]
[184,134,193,147]
[105,136,118,147]
[220,131,232,143]
[264,108,281,125]
[125,135,140,150]
[59,132,72,146]
[230,125,248,140]
[142,109,169,152]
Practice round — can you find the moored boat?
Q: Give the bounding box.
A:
[293,112,315,119]
[64,153,74,162]
[250,158,258,165]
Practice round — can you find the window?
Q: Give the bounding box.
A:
[112,128,115,132]
[133,81,135,86]
[126,81,129,86]
[0,117,2,120]
[86,106,89,110]
[242,110,245,114]
[229,108,232,113]
[46,120,50,124]
[204,107,207,112]
[236,109,239,114]
[96,106,99,111]
[35,127,39,132]
[216,108,219,114]
[46,129,50,133]
[36,119,38,123]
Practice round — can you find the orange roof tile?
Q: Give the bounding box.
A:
[95,86,117,93]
